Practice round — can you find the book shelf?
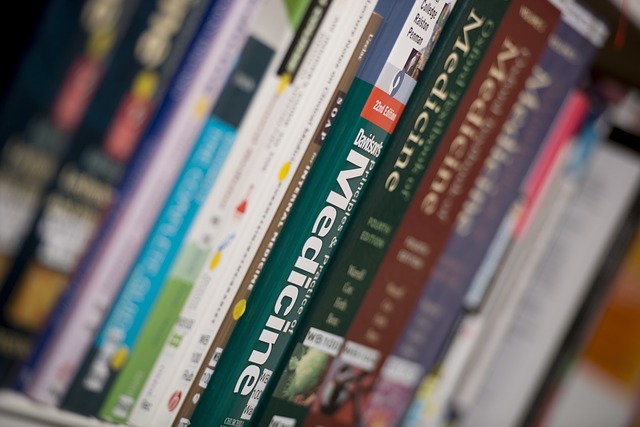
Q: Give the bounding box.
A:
[0,390,114,427]
[0,0,638,427]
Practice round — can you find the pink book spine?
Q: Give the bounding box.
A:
[515,90,591,238]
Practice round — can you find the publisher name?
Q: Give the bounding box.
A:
[354,128,383,157]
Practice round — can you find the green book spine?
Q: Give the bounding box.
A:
[189,0,451,425]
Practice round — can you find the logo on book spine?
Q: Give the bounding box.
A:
[353,128,383,157]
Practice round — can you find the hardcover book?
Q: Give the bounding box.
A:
[304,0,559,424]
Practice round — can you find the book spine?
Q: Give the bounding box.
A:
[83,0,314,422]
[115,1,367,425]
[0,0,141,281]
[0,0,214,384]
[300,0,560,426]
[450,113,600,420]
[462,88,592,313]
[144,5,381,427]
[171,10,382,427]
[60,117,230,416]
[257,0,505,425]
[19,0,258,406]
[362,5,605,426]
[187,0,450,425]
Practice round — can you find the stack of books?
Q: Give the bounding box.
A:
[0,0,637,426]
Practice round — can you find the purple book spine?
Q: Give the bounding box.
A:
[361,10,606,427]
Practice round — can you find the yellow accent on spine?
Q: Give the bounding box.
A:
[279,162,291,181]
[277,74,291,94]
[111,347,129,370]
[86,30,115,59]
[132,71,159,100]
[233,299,247,320]
[209,251,222,270]
[194,98,211,118]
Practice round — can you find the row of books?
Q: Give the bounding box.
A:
[0,0,637,426]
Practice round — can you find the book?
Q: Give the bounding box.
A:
[287,0,559,426]
[442,108,591,426]
[455,119,640,427]
[188,0,449,425]
[100,0,377,425]
[59,0,307,417]
[137,4,383,427]
[448,106,603,421]
[399,88,593,427]
[360,4,607,426]
[256,0,511,425]
[0,0,142,282]
[170,9,382,427]
[0,0,216,384]
[17,0,260,406]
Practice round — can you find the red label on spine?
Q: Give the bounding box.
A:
[361,86,405,134]
[104,94,153,162]
[51,56,103,133]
